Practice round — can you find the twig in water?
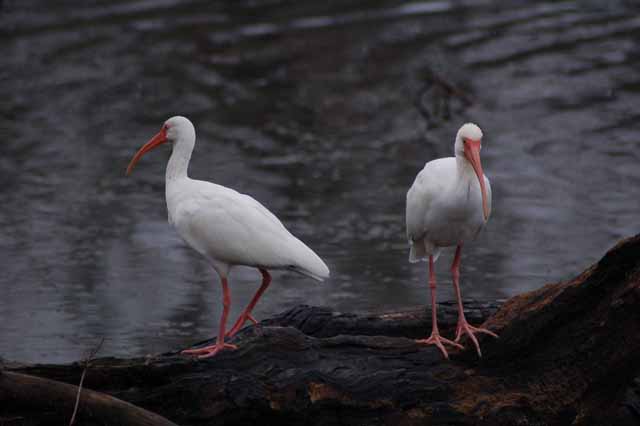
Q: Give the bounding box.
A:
[69,337,105,426]
[413,70,476,129]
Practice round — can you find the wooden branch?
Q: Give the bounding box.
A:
[70,337,105,425]
[0,371,177,426]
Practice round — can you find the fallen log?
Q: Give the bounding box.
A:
[0,371,177,426]
[262,299,503,339]
[2,234,639,425]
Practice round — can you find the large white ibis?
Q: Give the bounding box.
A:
[126,116,330,358]
[406,123,498,359]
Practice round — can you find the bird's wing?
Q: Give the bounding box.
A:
[406,168,433,243]
[406,160,446,242]
[172,181,329,279]
[173,184,288,261]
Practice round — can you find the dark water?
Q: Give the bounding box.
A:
[1,0,639,363]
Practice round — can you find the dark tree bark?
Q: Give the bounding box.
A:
[2,234,639,426]
[0,371,178,426]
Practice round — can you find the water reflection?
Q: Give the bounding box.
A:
[1,0,639,363]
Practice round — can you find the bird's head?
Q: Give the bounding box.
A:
[454,123,489,221]
[126,116,195,175]
[454,123,483,156]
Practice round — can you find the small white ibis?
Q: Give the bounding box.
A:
[126,116,330,358]
[406,123,498,359]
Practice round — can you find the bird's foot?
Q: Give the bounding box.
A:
[226,312,259,338]
[181,342,237,359]
[454,319,498,358]
[416,332,464,360]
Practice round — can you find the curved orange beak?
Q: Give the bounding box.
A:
[463,139,489,221]
[126,127,168,175]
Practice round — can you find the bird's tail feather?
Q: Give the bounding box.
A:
[287,237,330,282]
[289,265,328,282]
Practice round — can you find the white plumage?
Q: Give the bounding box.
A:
[167,179,329,281]
[127,116,329,358]
[406,157,492,262]
[405,123,497,359]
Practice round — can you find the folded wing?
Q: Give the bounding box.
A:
[172,181,329,281]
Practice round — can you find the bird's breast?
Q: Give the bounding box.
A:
[424,178,486,246]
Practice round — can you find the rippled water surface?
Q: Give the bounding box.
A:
[2,0,639,363]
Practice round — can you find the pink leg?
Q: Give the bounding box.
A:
[226,269,271,337]
[182,276,238,358]
[452,244,498,358]
[416,255,464,359]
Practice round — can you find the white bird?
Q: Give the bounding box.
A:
[406,123,498,359]
[126,116,330,358]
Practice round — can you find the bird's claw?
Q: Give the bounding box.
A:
[416,332,464,360]
[226,313,259,338]
[454,320,498,358]
[181,343,237,359]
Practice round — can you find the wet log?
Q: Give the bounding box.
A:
[2,234,640,425]
[0,371,177,426]
[261,298,503,339]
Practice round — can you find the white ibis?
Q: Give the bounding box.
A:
[126,116,330,358]
[406,123,498,359]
